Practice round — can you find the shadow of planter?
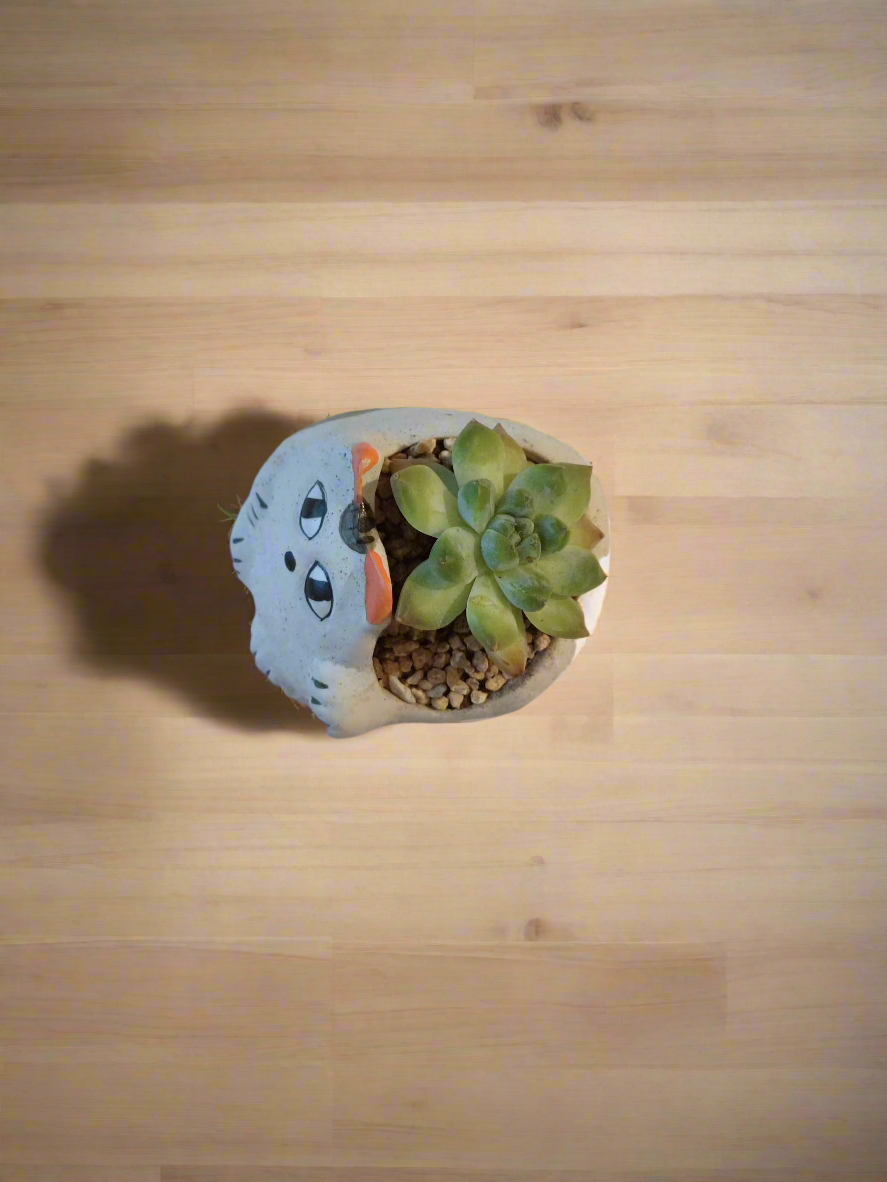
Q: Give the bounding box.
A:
[39,408,324,733]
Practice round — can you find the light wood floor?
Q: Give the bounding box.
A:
[2,0,887,1177]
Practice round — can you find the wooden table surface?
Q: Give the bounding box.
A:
[2,0,887,1177]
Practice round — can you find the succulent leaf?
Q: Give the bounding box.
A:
[467,574,528,677]
[536,514,569,554]
[487,513,518,537]
[396,559,472,630]
[391,463,462,537]
[569,515,605,551]
[502,462,591,525]
[525,595,590,639]
[516,534,542,563]
[457,478,497,535]
[495,565,551,612]
[452,420,506,500]
[497,486,536,518]
[515,516,535,539]
[428,526,481,586]
[494,423,529,487]
[389,457,459,494]
[480,527,520,572]
[535,546,607,597]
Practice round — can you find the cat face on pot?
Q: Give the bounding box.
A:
[230,419,393,733]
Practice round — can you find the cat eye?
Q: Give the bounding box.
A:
[299,481,327,539]
[304,561,333,620]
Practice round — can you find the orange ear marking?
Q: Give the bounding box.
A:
[365,550,392,625]
[352,442,379,504]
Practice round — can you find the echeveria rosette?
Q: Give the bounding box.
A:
[391,420,605,676]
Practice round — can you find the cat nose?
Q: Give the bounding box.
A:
[339,500,376,553]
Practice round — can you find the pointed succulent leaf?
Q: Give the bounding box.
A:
[525,595,590,639]
[452,420,506,499]
[396,559,472,630]
[457,478,496,535]
[390,457,459,495]
[428,526,481,587]
[569,515,605,551]
[536,514,569,554]
[514,516,535,539]
[516,533,541,563]
[495,565,551,612]
[487,513,517,537]
[391,463,462,537]
[535,546,607,597]
[503,462,592,525]
[467,574,528,678]
[480,527,520,572]
[494,423,529,488]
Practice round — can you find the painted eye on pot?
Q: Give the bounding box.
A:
[305,561,333,620]
[299,481,327,539]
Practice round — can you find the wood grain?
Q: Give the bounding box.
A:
[1,0,886,1176]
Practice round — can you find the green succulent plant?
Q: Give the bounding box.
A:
[390,420,606,677]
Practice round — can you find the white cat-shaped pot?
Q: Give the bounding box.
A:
[231,409,609,737]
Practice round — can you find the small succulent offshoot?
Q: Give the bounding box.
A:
[390,421,605,678]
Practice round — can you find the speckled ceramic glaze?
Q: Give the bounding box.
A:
[231,409,609,737]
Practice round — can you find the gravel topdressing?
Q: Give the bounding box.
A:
[373,437,550,712]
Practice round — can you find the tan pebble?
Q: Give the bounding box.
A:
[470,689,489,705]
[466,676,480,691]
[525,630,534,645]
[448,690,467,709]
[450,650,470,671]
[398,656,414,674]
[428,684,448,699]
[382,658,400,677]
[381,456,392,473]
[405,670,423,686]
[417,678,434,691]
[485,674,506,691]
[453,617,471,634]
[426,667,446,686]
[432,651,449,668]
[443,436,456,449]
[387,675,416,704]
[464,634,482,652]
[412,688,428,705]
[434,641,450,653]
[438,449,452,464]
[410,438,436,456]
[392,640,418,656]
[472,651,489,674]
[412,648,431,671]
[535,633,551,651]
[445,666,469,690]
[448,633,465,650]
[372,657,384,679]
[431,696,449,711]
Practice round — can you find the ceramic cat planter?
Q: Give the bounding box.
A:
[230,409,609,737]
